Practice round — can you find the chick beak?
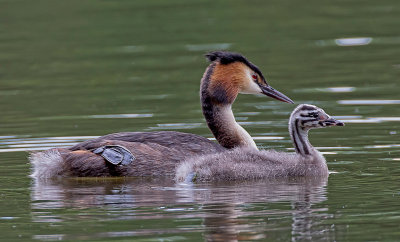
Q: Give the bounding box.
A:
[323,117,345,127]
[260,85,294,104]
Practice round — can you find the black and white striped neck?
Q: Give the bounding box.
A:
[289,118,313,156]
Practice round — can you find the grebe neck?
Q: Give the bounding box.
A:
[289,118,314,156]
[200,63,257,149]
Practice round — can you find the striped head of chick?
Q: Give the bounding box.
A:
[202,51,294,105]
[292,104,345,130]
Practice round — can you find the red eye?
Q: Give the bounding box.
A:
[251,74,258,80]
[319,113,327,120]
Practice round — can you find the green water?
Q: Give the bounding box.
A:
[1,0,400,241]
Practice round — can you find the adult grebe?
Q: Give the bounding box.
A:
[176,104,344,182]
[30,51,293,178]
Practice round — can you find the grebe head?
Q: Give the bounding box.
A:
[291,104,345,130]
[204,51,294,104]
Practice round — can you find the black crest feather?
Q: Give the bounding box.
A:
[205,51,248,64]
[205,51,265,80]
[299,104,317,111]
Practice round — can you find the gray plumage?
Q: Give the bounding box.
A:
[175,147,327,182]
[175,104,344,182]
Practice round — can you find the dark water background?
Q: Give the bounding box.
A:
[1,0,400,241]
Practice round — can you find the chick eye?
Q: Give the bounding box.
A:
[251,73,258,81]
[318,113,327,120]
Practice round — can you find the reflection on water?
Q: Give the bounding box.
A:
[335,37,372,46]
[316,36,400,47]
[322,87,356,93]
[38,113,154,121]
[338,100,400,105]
[364,144,400,149]
[31,177,331,241]
[338,116,400,124]
[0,136,98,153]
[185,43,231,51]
[148,122,203,130]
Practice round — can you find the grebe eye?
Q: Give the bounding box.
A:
[251,74,258,81]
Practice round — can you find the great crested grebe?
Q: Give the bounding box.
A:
[175,104,344,182]
[30,51,293,179]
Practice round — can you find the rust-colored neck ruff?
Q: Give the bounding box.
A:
[200,62,257,149]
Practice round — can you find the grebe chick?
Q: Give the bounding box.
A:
[176,104,344,182]
[30,51,293,179]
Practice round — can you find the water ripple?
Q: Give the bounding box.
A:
[335,37,372,46]
[89,114,153,119]
[148,123,204,130]
[338,100,400,105]
[364,144,400,149]
[323,87,356,93]
[185,43,231,51]
[39,113,153,121]
[119,45,146,53]
[295,87,355,93]
[339,116,400,124]
[0,136,97,153]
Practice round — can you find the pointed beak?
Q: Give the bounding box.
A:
[260,85,294,104]
[323,117,345,127]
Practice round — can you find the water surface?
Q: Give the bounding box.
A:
[1,0,400,241]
